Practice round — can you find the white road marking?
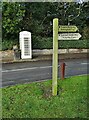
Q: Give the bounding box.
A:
[2,65,60,73]
[81,63,89,65]
[2,62,88,73]
[66,74,88,78]
[2,81,15,83]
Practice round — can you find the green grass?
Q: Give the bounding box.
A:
[2,75,88,118]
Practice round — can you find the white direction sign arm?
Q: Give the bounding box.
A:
[59,25,78,32]
[58,33,81,40]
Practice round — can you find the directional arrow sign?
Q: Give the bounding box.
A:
[58,33,81,40]
[59,25,78,32]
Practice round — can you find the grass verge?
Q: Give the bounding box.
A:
[2,75,88,118]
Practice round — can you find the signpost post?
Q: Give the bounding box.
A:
[52,18,58,96]
[52,18,81,96]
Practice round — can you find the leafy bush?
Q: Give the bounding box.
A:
[2,37,89,51]
[32,36,53,49]
[32,36,88,49]
[2,39,18,51]
[59,39,88,49]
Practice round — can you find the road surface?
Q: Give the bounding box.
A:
[1,58,89,87]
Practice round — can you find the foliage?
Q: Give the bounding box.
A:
[59,39,88,49]
[2,39,18,50]
[2,2,89,50]
[32,36,53,49]
[2,75,88,118]
[82,26,89,39]
[2,38,88,50]
[32,36,88,49]
[2,2,25,39]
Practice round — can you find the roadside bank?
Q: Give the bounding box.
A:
[1,49,88,63]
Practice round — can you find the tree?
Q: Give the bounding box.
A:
[2,1,89,50]
[2,2,25,40]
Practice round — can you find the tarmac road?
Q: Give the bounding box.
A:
[1,58,89,87]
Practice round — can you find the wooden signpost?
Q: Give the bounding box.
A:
[52,18,81,96]
[52,18,58,96]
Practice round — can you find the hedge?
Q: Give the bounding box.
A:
[2,39,19,51]
[32,36,89,49]
[2,37,89,51]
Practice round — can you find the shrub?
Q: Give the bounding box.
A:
[1,37,89,51]
[32,36,88,49]
[59,39,88,49]
[32,36,53,49]
[2,39,18,51]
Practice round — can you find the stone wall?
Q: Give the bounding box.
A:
[0,49,88,63]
